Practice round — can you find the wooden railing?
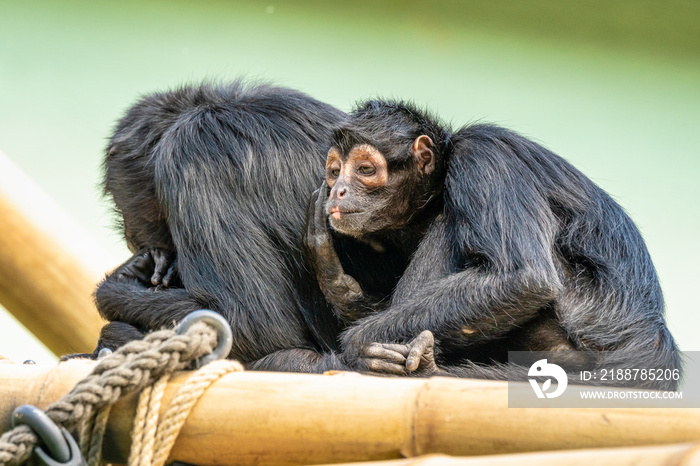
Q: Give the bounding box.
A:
[0,150,109,355]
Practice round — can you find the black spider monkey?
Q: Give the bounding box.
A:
[304,99,680,388]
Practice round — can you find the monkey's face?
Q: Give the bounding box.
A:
[324,142,429,238]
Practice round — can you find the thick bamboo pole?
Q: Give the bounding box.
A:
[0,362,698,466]
[324,444,700,465]
[0,151,110,355]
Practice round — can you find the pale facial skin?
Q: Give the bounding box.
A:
[323,136,435,238]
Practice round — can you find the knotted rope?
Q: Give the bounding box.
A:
[0,321,226,466]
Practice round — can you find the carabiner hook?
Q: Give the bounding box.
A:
[177,310,233,367]
[12,405,86,466]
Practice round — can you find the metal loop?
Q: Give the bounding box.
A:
[13,405,70,463]
[33,428,86,466]
[176,310,233,367]
[97,347,113,359]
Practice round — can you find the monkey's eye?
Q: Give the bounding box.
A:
[329,168,340,178]
[357,165,375,176]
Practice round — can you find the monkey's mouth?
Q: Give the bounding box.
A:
[329,207,361,220]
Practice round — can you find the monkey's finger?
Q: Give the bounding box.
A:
[116,268,134,282]
[379,343,410,357]
[406,331,434,366]
[162,264,178,288]
[306,189,320,224]
[314,182,329,228]
[119,253,153,283]
[406,331,434,372]
[341,274,363,296]
[134,251,155,277]
[123,269,146,282]
[363,344,406,364]
[364,358,406,375]
[406,352,422,372]
[311,187,321,208]
[150,272,163,286]
[151,251,170,286]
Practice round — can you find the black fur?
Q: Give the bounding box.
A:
[95,81,352,371]
[324,100,680,388]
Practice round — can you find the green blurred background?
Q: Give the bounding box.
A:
[1,0,698,363]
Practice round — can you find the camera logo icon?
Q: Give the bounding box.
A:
[528,359,568,399]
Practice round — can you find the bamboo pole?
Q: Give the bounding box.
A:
[324,444,700,465]
[0,362,698,466]
[0,151,110,355]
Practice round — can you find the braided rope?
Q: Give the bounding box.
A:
[0,322,219,466]
[79,403,112,466]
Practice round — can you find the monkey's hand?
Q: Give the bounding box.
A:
[150,249,179,287]
[304,183,366,320]
[357,331,445,376]
[116,249,180,288]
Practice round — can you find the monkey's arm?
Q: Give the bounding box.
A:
[341,264,557,371]
[304,184,383,322]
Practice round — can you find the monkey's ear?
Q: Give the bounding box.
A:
[412,135,435,176]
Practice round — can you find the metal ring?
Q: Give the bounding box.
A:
[34,428,86,466]
[177,310,233,366]
[13,405,70,463]
[97,347,113,359]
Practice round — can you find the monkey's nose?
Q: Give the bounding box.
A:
[337,187,347,199]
